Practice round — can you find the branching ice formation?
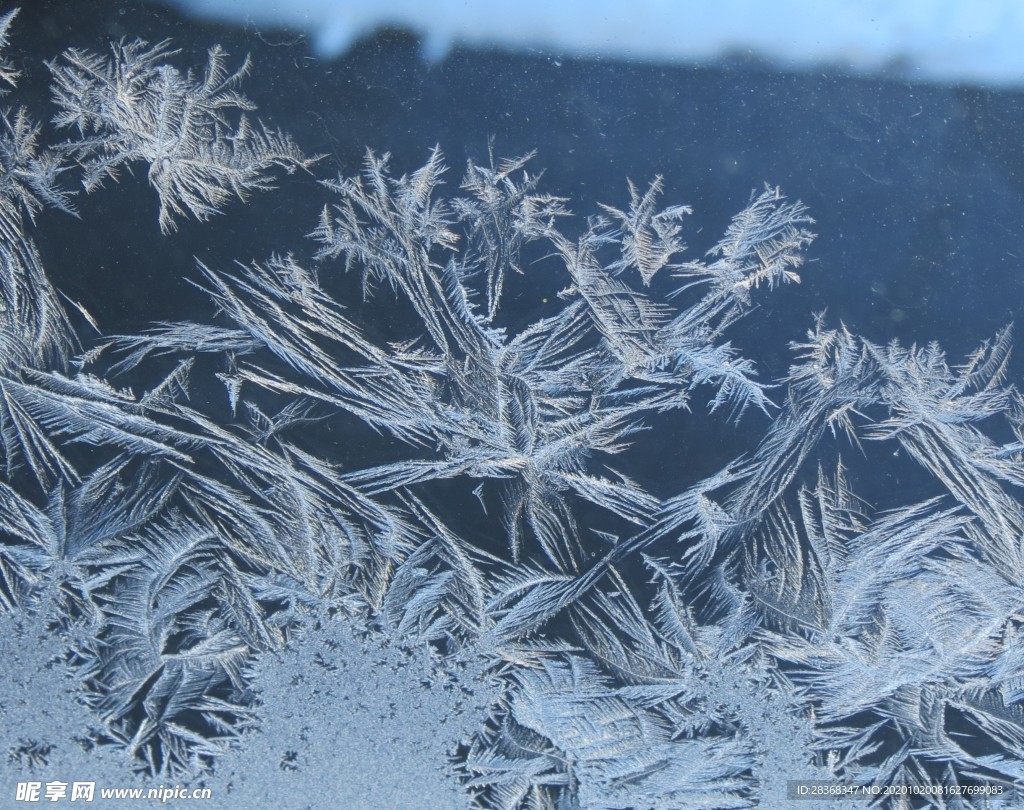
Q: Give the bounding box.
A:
[1,8,1023,807]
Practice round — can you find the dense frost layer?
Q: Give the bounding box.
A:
[155,0,1024,86]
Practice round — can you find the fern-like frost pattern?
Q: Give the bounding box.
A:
[0,9,1022,808]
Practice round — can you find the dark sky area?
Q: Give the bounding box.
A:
[15,1,1024,350]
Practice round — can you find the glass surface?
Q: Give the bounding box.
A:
[3,2,1024,807]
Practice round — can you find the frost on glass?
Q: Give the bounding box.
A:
[1,7,1024,808]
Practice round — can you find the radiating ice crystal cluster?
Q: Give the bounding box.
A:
[2,8,1024,808]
